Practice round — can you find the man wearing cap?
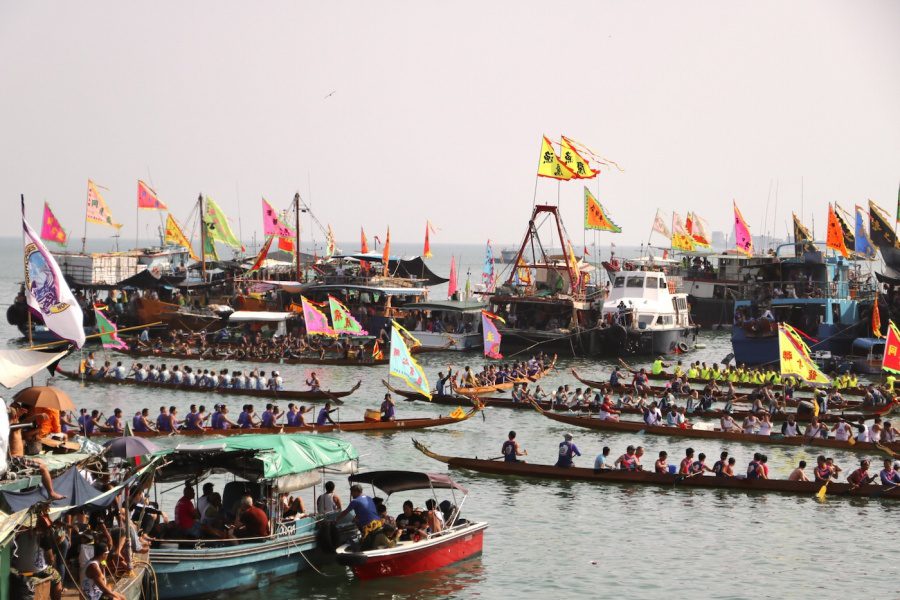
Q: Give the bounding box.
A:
[555,433,581,468]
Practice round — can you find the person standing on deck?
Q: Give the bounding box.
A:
[502,431,527,462]
[316,481,343,513]
[555,433,581,468]
[380,394,395,422]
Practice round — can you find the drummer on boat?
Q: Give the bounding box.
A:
[380,394,395,422]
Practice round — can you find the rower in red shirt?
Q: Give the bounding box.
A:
[847,459,877,488]
[679,448,695,475]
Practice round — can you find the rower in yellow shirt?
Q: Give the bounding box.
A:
[651,356,670,376]
[687,364,699,379]
[673,361,684,378]
[886,374,896,394]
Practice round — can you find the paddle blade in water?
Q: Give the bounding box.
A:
[816,484,828,501]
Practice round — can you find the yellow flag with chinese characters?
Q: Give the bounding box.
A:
[86,180,122,229]
[164,214,199,261]
[671,213,695,251]
[778,323,830,384]
[559,136,598,179]
[536,136,575,180]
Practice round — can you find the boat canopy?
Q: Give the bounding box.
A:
[153,434,358,493]
[395,300,487,314]
[349,470,467,495]
[227,310,297,323]
[300,284,429,297]
[851,337,886,352]
[0,348,68,389]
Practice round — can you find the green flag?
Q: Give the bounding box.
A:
[205,197,243,250]
[94,308,127,350]
[328,296,368,336]
[203,220,219,261]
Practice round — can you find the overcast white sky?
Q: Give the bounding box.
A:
[1,1,898,250]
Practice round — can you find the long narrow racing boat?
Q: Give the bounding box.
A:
[116,347,389,367]
[56,367,362,401]
[413,440,900,500]
[529,401,900,455]
[94,407,479,438]
[450,357,556,395]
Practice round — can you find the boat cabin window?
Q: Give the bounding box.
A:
[626,276,644,288]
[652,277,667,289]
[658,315,674,325]
[614,276,625,288]
[638,314,655,326]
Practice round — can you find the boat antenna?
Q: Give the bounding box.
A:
[199,194,206,282]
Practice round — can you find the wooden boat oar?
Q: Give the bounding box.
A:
[815,480,830,501]
[875,441,900,459]
[673,470,704,486]
[871,482,900,498]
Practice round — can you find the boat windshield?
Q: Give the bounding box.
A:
[614,276,625,288]
[625,276,644,288]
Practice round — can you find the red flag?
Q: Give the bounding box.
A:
[137,180,167,210]
[247,236,274,273]
[448,256,458,299]
[423,222,432,258]
[883,321,900,374]
[873,299,884,339]
[382,228,391,276]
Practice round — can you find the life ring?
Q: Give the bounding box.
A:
[677,342,689,352]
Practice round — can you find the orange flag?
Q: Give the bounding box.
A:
[873,299,884,339]
[826,204,849,257]
[423,221,434,258]
[382,227,391,276]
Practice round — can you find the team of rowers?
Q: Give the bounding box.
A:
[500,430,900,488]
[447,353,552,391]
[66,393,398,436]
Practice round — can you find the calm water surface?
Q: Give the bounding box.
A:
[0,238,895,599]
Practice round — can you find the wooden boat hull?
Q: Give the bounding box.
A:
[336,523,487,580]
[117,347,389,367]
[450,358,556,396]
[532,404,900,455]
[639,369,873,398]
[55,368,361,401]
[413,442,900,500]
[91,409,477,438]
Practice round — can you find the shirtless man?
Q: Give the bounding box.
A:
[788,460,810,481]
[7,404,66,500]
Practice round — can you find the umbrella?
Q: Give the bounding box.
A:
[103,436,160,458]
[13,386,76,411]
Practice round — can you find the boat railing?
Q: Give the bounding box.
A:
[737,279,876,302]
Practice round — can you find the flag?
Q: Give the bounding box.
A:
[261,198,294,238]
[300,296,335,336]
[483,240,496,292]
[360,228,369,253]
[205,197,243,250]
[689,212,711,247]
[733,201,753,257]
[40,202,67,245]
[449,406,466,419]
[854,205,876,258]
[882,321,900,374]
[448,256,458,299]
[164,214,199,261]
[897,183,900,222]
[671,213,695,251]
[94,308,127,350]
[778,323,830,384]
[86,180,122,229]
[382,227,391,276]
[23,213,85,347]
[372,340,384,360]
[584,188,621,232]
[536,135,575,180]
[873,299,884,339]
[325,225,336,258]
[389,322,431,399]
[278,236,295,254]
[202,220,219,261]
[868,200,899,249]
[423,221,435,258]
[516,257,533,286]
[482,310,505,359]
[137,180,166,210]
[464,271,471,300]
[826,204,849,258]
[560,136,599,179]
[651,210,671,239]
[792,212,814,249]
[246,236,274,273]
[328,296,368,336]
[833,204,855,252]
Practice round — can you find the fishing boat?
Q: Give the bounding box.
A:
[335,471,487,579]
[394,300,487,351]
[450,357,556,395]
[413,441,900,500]
[529,401,900,455]
[55,367,362,401]
[594,269,699,355]
[848,338,885,375]
[93,407,479,439]
[148,434,359,599]
[731,244,877,365]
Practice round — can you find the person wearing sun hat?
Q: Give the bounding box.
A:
[555,432,581,468]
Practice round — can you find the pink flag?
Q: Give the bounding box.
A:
[40,202,67,245]
[300,296,335,336]
[262,198,294,238]
[733,200,753,256]
[448,256,458,299]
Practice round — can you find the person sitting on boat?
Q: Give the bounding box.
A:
[882,421,899,443]
[781,415,800,437]
[502,430,527,463]
[155,406,171,432]
[255,370,268,390]
[271,371,285,391]
[614,445,642,471]
[653,451,669,474]
[285,403,312,427]
[81,542,126,600]
[185,405,205,431]
[316,481,344,513]
[555,433,581,468]
[675,406,690,429]
[317,402,338,426]
[132,362,148,382]
[712,452,729,476]
[261,404,284,428]
[281,494,307,519]
[569,388,586,410]
[167,406,182,432]
[720,457,738,477]
[175,485,202,538]
[214,405,240,429]
[741,414,760,434]
[598,395,620,422]
[690,453,714,475]
[812,456,832,482]
[788,461,810,482]
[237,404,259,429]
[803,418,827,440]
[145,364,159,382]
[719,413,740,433]
[424,498,444,534]
[879,459,900,487]
[159,364,172,383]
[234,495,270,540]
[510,384,524,403]
[848,459,877,488]
[678,448,695,475]
[632,369,651,395]
[184,366,197,386]
[650,356,670,376]
[746,453,767,480]
[304,371,321,391]
[380,394,396,422]
[216,369,231,388]
[593,446,611,471]
[104,408,124,434]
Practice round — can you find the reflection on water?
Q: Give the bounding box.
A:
[239,557,487,600]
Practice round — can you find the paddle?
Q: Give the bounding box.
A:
[871,482,900,498]
[320,388,345,406]
[875,441,899,459]
[815,480,830,501]
[673,470,703,486]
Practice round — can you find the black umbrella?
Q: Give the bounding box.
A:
[103,436,160,458]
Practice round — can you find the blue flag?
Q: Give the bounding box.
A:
[389,323,431,399]
[855,206,877,258]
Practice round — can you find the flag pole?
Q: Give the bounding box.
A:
[82,180,89,253]
[135,182,140,249]
[294,192,301,282]
[199,194,206,283]
[21,195,33,348]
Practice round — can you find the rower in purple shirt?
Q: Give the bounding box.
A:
[316,402,338,426]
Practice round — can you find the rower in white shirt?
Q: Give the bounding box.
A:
[720,414,740,432]
[133,363,148,381]
[833,419,852,441]
[185,368,197,386]
[256,371,268,391]
[273,371,284,391]
[233,371,246,389]
[741,415,760,434]
[112,361,128,380]
[158,365,171,383]
[247,372,258,390]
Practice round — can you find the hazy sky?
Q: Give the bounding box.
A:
[1,1,898,252]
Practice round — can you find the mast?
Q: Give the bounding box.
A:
[294,192,301,281]
[21,195,33,348]
[82,181,89,253]
[199,194,206,282]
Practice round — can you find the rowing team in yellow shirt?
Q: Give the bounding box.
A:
[650,358,865,390]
